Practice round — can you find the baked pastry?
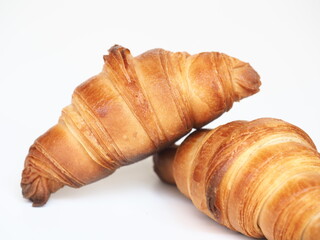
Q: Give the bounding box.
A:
[21,45,260,206]
[154,118,320,240]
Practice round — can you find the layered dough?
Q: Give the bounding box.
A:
[21,45,260,206]
[154,118,320,240]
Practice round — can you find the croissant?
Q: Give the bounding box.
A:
[154,118,320,240]
[21,45,260,207]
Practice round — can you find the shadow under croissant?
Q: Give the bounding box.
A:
[25,158,155,204]
[152,147,261,239]
[21,156,185,205]
[152,176,260,239]
[21,155,261,239]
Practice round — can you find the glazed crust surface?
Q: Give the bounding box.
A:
[154,118,320,240]
[21,45,260,206]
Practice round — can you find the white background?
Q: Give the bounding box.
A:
[1,0,320,239]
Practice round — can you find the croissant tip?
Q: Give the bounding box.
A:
[232,63,261,101]
[103,44,129,62]
[108,44,121,51]
[21,179,48,207]
[21,165,63,207]
[153,146,178,185]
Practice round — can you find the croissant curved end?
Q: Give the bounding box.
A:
[230,59,261,101]
[21,164,63,207]
[153,146,178,185]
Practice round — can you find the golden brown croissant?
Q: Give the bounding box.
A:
[154,118,320,240]
[21,45,260,207]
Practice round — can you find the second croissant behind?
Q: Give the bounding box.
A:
[154,118,320,240]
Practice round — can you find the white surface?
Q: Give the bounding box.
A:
[1,0,320,239]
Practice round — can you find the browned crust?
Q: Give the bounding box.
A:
[154,118,320,239]
[21,45,261,206]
